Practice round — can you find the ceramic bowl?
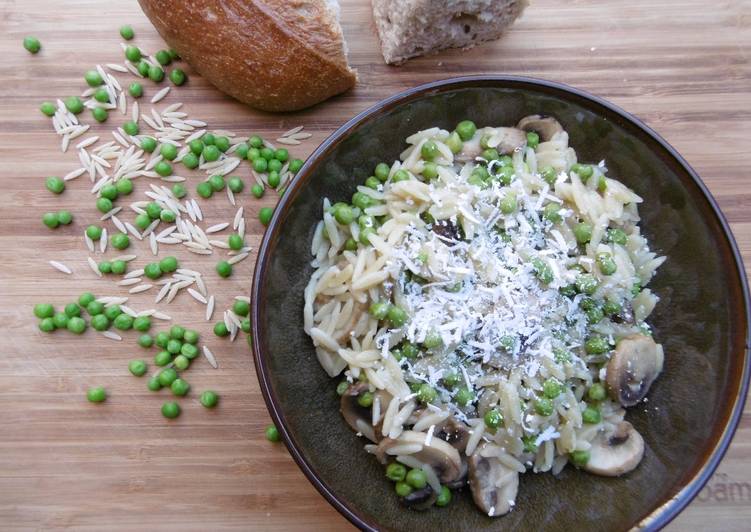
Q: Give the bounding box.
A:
[251,76,750,531]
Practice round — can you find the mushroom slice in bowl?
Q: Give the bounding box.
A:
[374,430,462,484]
[584,421,645,477]
[516,114,564,141]
[606,334,665,407]
[340,383,391,443]
[468,448,519,517]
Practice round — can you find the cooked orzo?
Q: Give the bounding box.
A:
[303,115,665,516]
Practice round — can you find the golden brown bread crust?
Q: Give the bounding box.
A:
[138,0,357,112]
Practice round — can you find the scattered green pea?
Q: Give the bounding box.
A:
[147,376,162,391]
[23,36,41,54]
[42,212,59,229]
[84,69,104,87]
[133,316,151,332]
[265,424,281,442]
[268,171,280,188]
[111,233,130,250]
[170,378,190,396]
[124,45,141,63]
[140,136,157,153]
[154,161,172,177]
[40,101,56,116]
[136,60,150,77]
[158,368,178,387]
[113,313,133,330]
[155,49,172,66]
[214,321,229,337]
[148,65,165,82]
[67,316,87,334]
[65,96,84,114]
[252,157,268,173]
[251,183,264,198]
[200,390,219,408]
[228,176,244,193]
[203,144,220,162]
[406,468,427,489]
[436,486,452,507]
[119,25,135,40]
[45,176,65,194]
[87,387,107,403]
[159,256,178,273]
[154,350,172,366]
[216,260,232,278]
[172,184,187,198]
[259,207,273,226]
[161,401,181,419]
[78,293,95,307]
[395,481,413,497]
[92,107,108,123]
[289,158,304,174]
[52,312,68,329]
[38,317,56,332]
[90,314,110,331]
[138,333,153,348]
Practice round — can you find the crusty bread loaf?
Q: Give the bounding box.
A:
[138,0,356,112]
[371,0,527,65]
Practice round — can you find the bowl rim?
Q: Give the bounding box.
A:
[251,75,751,531]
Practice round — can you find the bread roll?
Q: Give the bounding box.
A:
[371,0,528,65]
[138,0,357,112]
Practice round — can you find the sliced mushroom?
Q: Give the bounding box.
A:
[584,421,645,477]
[340,383,391,443]
[446,458,468,489]
[401,486,437,510]
[486,127,527,154]
[606,334,664,407]
[375,430,462,484]
[468,449,519,516]
[516,114,564,142]
[434,416,470,453]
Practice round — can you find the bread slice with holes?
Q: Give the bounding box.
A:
[371,0,528,65]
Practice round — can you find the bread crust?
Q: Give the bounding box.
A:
[138,0,356,112]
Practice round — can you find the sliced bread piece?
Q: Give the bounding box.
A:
[138,0,356,112]
[371,0,528,65]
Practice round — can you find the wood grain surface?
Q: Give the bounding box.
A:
[1,0,750,530]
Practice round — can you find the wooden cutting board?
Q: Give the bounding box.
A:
[1,0,749,529]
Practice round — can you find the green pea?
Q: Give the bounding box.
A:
[575,273,598,295]
[103,305,121,321]
[585,336,610,354]
[522,435,539,453]
[571,163,593,180]
[262,171,278,189]
[597,252,617,275]
[172,184,187,198]
[421,162,438,181]
[357,391,374,408]
[95,197,112,214]
[91,88,109,103]
[386,463,407,482]
[136,60,150,77]
[455,120,477,141]
[195,181,213,199]
[386,306,408,327]
[113,313,133,330]
[543,378,563,399]
[534,397,554,416]
[421,140,439,160]
[202,145,220,163]
[436,486,452,507]
[235,143,249,159]
[161,402,181,419]
[147,377,162,391]
[90,314,110,331]
[78,293,95,307]
[573,222,593,244]
[86,300,105,316]
[455,387,474,407]
[160,209,176,223]
[34,303,54,319]
[138,334,153,348]
[159,256,178,273]
[110,232,130,250]
[241,318,250,333]
[526,131,540,149]
[52,312,69,329]
[200,390,219,408]
[214,136,230,152]
[216,260,232,278]
[423,331,443,350]
[607,228,628,245]
[588,383,607,402]
[154,350,172,366]
[334,381,350,396]
[84,69,104,87]
[582,405,602,424]
[167,49,180,60]
[87,387,107,403]
[442,371,461,389]
[132,213,149,231]
[170,378,190,396]
[289,158,304,174]
[158,368,178,387]
[65,96,84,114]
[133,316,151,332]
[46,176,65,194]
[119,25,135,40]
[395,481,413,497]
[481,148,499,162]
[484,408,503,429]
[500,194,517,214]
[92,107,108,123]
[140,136,157,152]
[233,299,250,316]
[416,384,437,404]
[153,49,171,66]
[42,212,59,229]
[65,302,82,318]
[603,299,621,316]
[542,202,563,224]
[115,178,133,195]
[157,143,177,161]
[101,184,119,202]
[570,450,590,467]
[228,176,244,193]
[180,343,199,359]
[632,281,642,296]
[154,161,172,177]
[166,339,182,355]
[246,135,262,149]
[167,66,188,85]
[214,321,229,337]
[445,130,463,153]
[154,332,170,349]
[248,183,264,199]
[148,65,165,82]
[368,163,388,183]
[406,468,427,489]
[259,147,273,161]
[597,174,607,193]
[23,36,41,54]
[344,238,358,251]
[38,317,56,332]
[265,424,281,442]
[352,192,374,210]
[124,45,141,62]
[66,316,86,334]
[391,169,410,183]
[40,101,56,116]
[532,258,553,284]
[251,156,268,173]
[259,207,273,226]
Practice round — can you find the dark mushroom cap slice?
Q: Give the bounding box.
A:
[340,382,391,442]
[606,334,664,407]
[400,485,437,510]
[584,421,645,477]
[516,114,564,142]
[468,447,519,516]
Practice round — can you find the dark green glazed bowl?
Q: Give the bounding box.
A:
[251,76,750,531]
